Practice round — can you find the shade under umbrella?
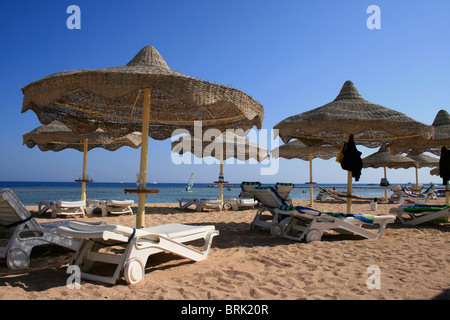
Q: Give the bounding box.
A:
[172,131,270,200]
[21,46,264,228]
[363,145,418,200]
[23,120,142,201]
[274,80,434,213]
[272,140,338,206]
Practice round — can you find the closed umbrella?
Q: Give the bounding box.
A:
[22,46,264,228]
[274,80,434,213]
[272,140,338,206]
[23,120,142,202]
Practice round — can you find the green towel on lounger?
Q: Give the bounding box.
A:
[402,205,450,213]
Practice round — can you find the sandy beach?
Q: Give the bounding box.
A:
[0,198,449,301]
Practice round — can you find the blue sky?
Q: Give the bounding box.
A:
[0,1,448,184]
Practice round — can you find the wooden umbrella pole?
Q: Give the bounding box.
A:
[446,181,449,206]
[415,167,419,187]
[347,171,352,214]
[81,138,88,202]
[136,88,151,228]
[309,153,313,206]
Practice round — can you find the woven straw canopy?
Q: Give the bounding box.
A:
[406,153,439,168]
[272,139,339,206]
[21,46,264,139]
[171,132,270,162]
[362,146,418,169]
[272,140,338,161]
[23,121,142,152]
[274,81,433,149]
[21,46,264,228]
[389,109,450,156]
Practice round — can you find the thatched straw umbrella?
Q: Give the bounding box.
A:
[390,109,450,156]
[363,146,418,201]
[274,80,434,213]
[23,120,142,202]
[272,140,338,206]
[171,131,270,200]
[21,46,264,228]
[406,153,439,189]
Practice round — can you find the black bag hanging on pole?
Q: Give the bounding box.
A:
[439,146,450,185]
[339,134,363,181]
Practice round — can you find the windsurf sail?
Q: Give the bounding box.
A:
[186,173,194,191]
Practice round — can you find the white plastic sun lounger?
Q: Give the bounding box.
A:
[178,198,223,212]
[274,205,395,242]
[86,199,134,216]
[249,184,294,235]
[0,188,102,269]
[223,197,258,210]
[38,200,86,218]
[389,204,450,226]
[388,185,436,204]
[57,222,219,285]
[223,181,260,210]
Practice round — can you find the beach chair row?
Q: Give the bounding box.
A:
[37,198,134,218]
[177,181,291,212]
[0,188,218,285]
[1,187,448,286]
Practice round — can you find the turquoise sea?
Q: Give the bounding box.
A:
[0,181,444,207]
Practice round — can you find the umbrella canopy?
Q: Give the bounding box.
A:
[23,120,142,201]
[407,153,439,189]
[21,46,264,228]
[390,110,450,156]
[273,140,338,161]
[21,46,263,139]
[273,80,434,213]
[172,131,270,162]
[363,146,418,201]
[272,140,339,206]
[172,132,270,200]
[363,146,418,169]
[274,81,433,149]
[23,120,142,152]
[406,153,439,168]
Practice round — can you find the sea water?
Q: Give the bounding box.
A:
[0,181,444,207]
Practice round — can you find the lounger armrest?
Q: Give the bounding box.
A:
[57,226,130,242]
[106,200,134,206]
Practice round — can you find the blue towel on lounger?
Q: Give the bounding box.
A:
[277,205,375,225]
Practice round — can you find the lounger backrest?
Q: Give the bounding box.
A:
[423,184,437,194]
[389,185,402,194]
[251,187,286,208]
[0,189,40,237]
[275,183,294,200]
[239,181,261,198]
